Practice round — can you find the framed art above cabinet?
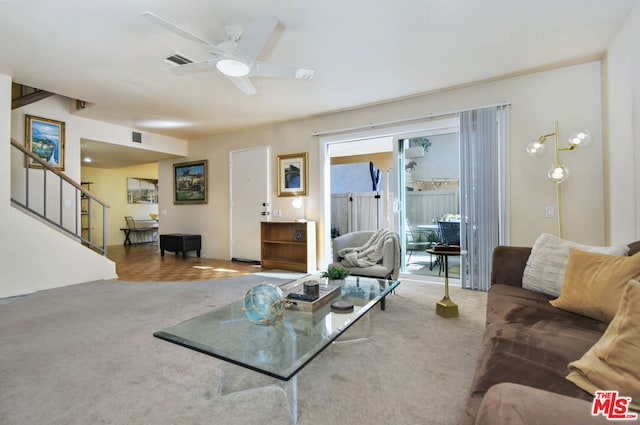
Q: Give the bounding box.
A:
[277,152,308,197]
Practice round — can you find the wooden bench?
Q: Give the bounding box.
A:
[121,216,158,245]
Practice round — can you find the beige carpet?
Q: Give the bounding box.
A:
[0,275,487,425]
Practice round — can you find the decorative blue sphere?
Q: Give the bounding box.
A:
[243,283,286,326]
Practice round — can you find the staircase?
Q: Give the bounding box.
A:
[10,138,109,255]
[11,83,54,110]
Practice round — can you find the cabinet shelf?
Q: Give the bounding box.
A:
[262,240,307,245]
[261,221,316,273]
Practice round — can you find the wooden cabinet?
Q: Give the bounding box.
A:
[260,221,316,273]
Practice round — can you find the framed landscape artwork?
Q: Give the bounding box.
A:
[277,152,308,197]
[25,115,66,170]
[173,160,208,204]
[127,177,158,204]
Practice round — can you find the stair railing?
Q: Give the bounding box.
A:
[10,138,110,256]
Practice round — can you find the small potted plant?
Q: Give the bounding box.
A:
[322,265,350,286]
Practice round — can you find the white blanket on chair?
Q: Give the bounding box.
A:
[338,229,401,280]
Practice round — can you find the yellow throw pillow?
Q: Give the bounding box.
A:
[566,279,640,411]
[550,248,640,323]
[523,233,629,297]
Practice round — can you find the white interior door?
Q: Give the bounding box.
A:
[230,146,270,262]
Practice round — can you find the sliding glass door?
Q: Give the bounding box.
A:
[319,105,509,288]
[394,106,510,289]
[394,123,462,282]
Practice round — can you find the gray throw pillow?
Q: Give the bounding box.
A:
[522,233,629,297]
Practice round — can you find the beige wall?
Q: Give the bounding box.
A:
[158,61,606,265]
[604,0,640,245]
[1,79,117,298]
[3,4,638,296]
[1,76,11,218]
[1,90,186,298]
[11,96,188,184]
[81,163,159,246]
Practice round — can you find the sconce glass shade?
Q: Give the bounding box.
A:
[526,140,545,156]
[568,129,591,147]
[291,197,304,209]
[548,164,569,183]
[291,196,306,222]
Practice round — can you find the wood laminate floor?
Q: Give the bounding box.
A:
[107,243,457,282]
[107,244,264,282]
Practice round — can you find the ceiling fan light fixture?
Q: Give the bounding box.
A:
[216,59,250,77]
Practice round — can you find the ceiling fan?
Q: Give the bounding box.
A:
[142,11,314,95]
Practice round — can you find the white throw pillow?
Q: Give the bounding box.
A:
[522,233,629,297]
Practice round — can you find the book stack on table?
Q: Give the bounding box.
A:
[285,280,342,313]
[432,244,461,253]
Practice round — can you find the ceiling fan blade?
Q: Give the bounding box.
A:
[163,59,219,74]
[142,11,215,48]
[226,75,257,95]
[237,13,278,60]
[252,62,315,79]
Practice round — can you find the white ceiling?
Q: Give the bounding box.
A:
[80,138,181,169]
[1,0,637,147]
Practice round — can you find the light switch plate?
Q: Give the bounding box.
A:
[545,206,555,218]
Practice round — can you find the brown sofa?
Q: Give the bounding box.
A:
[461,243,640,425]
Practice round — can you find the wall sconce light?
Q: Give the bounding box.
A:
[527,121,591,237]
[291,196,306,222]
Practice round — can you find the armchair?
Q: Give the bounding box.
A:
[330,230,400,280]
[405,220,433,263]
[330,230,401,311]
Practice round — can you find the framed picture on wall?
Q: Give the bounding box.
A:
[25,114,66,170]
[277,152,308,197]
[127,177,158,204]
[173,160,208,204]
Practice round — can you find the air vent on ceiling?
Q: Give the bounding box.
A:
[132,131,142,144]
[163,53,193,66]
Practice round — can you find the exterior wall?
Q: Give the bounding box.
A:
[158,61,606,264]
[331,163,380,193]
[604,1,640,244]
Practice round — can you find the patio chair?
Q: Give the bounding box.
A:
[405,221,432,263]
[434,221,460,275]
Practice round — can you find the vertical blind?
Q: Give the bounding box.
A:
[459,106,510,291]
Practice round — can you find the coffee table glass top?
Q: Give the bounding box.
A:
[154,274,399,381]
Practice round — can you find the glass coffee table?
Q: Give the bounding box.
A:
[154,273,400,425]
